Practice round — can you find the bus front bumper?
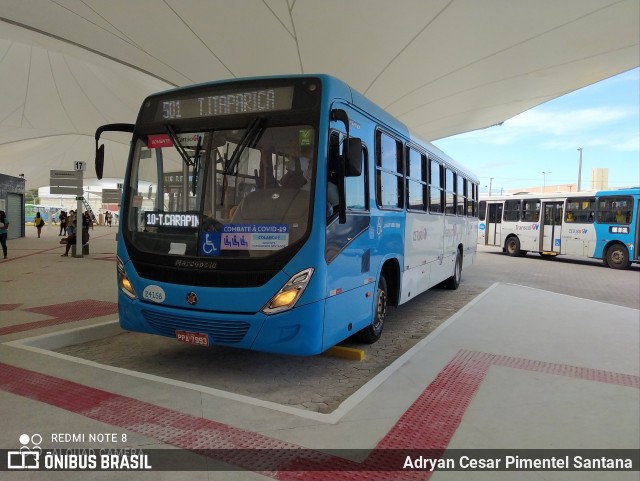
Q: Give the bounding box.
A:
[118,292,326,356]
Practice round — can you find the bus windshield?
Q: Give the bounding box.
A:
[125,124,315,259]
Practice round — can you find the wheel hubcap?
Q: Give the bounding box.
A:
[374,289,386,330]
[611,251,622,264]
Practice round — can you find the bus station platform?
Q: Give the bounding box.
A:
[0,226,638,480]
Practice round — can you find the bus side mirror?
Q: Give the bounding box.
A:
[96,144,105,180]
[345,137,362,176]
[94,123,135,181]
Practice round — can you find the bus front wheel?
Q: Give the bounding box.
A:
[606,244,631,270]
[356,275,387,343]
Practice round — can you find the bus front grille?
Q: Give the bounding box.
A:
[141,309,250,344]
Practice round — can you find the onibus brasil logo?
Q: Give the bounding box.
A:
[7,434,42,469]
[6,433,152,471]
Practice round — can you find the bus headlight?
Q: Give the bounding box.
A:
[262,268,314,315]
[117,257,137,299]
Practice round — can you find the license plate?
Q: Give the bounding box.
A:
[176,330,209,346]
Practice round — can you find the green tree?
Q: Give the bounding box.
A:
[25,188,40,205]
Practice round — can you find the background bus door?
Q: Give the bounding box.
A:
[635,198,640,261]
[541,201,563,253]
[486,203,502,246]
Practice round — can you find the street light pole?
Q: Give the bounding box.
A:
[542,171,551,193]
[577,147,583,192]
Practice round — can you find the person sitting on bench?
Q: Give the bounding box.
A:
[60,219,90,256]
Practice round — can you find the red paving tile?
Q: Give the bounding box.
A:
[0,300,117,336]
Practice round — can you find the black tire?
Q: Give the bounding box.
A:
[356,275,387,343]
[606,244,631,270]
[505,237,521,257]
[444,251,462,290]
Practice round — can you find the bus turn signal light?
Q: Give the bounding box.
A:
[262,268,314,315]
[117,257,137,299]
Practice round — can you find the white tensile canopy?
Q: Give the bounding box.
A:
[0,0,638,188]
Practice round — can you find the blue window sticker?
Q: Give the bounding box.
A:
[200,232,221,256]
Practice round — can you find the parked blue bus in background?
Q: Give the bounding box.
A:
[94,75,479,355]
[479,188,640,269]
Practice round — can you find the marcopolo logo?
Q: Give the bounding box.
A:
[7,434,42,469]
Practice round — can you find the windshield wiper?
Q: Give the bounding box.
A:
[166,124,193,166]
[220,118,265,206]
[224,117,264,175]
[165,125,203,195]
[191,134,202,195]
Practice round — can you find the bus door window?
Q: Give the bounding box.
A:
[328,131,368,219]
[345,144,367,212]
[325,129,369,268]
[328,132,342,218]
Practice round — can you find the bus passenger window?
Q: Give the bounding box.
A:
[478,200,486,221]
[429,159,443,213]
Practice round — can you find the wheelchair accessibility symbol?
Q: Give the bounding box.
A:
[200,232,221,256]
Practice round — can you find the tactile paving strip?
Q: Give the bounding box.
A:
[0,303,21,311]
[0,349,637,480]
[0,299,117,336]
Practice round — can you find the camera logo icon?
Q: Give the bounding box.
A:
[7,434,42,469]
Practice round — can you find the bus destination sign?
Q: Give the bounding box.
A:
[159,86,294,120]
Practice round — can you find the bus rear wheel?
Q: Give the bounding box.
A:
[444,251,462,290]
[356,275,387,343]
[606,244,631,270]
[505,237,522,257]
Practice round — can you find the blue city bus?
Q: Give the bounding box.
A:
[478,188,640,269]
[94,75,479,355]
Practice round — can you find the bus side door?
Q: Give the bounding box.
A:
[323,114,375,349]
[635,198,640,261]
[486,203,502,246]
[541,201,563,252]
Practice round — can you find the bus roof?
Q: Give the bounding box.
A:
[481,187,640,202]
[595,187,640,197]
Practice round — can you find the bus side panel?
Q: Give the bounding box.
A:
[515,222,540,252]
[561,222,594,257]
[431,213,463,284]
[322,216,375,349]
[401,212,444,303]
[323,283,375,349]
[463,217,478,265]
